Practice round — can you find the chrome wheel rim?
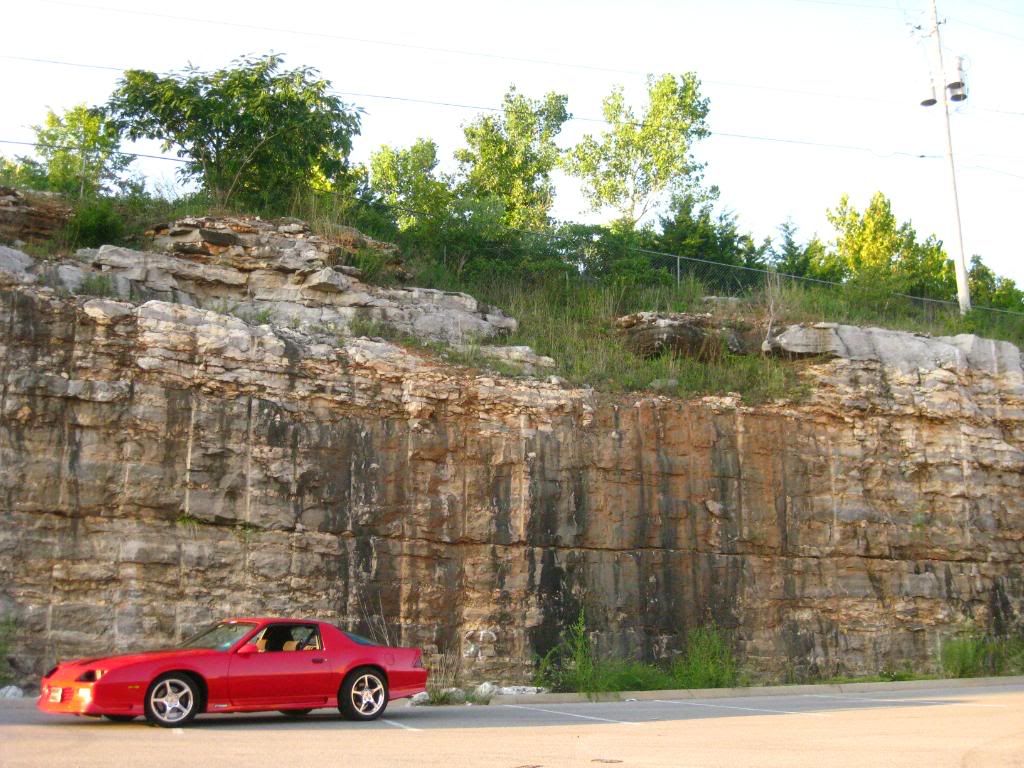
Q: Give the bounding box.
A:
[351,674,385,716]
[149,678,194,723]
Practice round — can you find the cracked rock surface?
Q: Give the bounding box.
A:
[0,230,1022,686]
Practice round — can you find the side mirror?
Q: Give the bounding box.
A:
[237,643,259,656]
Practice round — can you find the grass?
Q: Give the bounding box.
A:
[0,617,16,684]
[425,648,463,704]
[410,271,805,404]
[535,609,739,696]
[941,633,1024,678]
[78,274,116,298]
[769,280,1024,349]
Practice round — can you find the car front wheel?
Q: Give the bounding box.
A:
[339,667,388,721]
[144,674,200,727]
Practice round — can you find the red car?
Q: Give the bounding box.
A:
[37,618,428,727]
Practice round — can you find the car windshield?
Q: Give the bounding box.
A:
[179,622,256,650]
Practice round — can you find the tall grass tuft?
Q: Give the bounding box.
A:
[941,633,1024,678]
[671,625,738,689]
[535,609,739,695]
[426,647,463,704]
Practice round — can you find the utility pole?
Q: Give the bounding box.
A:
[925,0,971,314]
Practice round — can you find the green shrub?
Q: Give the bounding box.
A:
[941,633,1024,678]
[0,617,15,684]
[671,625,738,689]
[535,612,739,694]
[65,199,124,248]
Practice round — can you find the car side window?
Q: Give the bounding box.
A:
[252,624,323,652]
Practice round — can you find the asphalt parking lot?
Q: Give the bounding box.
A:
[3,681,1023,767]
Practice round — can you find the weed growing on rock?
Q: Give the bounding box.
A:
[78,274,115,298]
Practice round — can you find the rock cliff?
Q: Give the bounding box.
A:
[0,223,1022,686]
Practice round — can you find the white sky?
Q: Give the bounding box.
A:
[2,0,1022,284]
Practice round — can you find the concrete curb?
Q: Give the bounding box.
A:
[489,674,1024,705]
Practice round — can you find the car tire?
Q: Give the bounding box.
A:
[278,708,314,717]
[338,667,388,721]
[102,714,137,722]
[144,673,200,727]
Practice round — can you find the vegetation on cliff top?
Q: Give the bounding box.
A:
[2,53,1021,401]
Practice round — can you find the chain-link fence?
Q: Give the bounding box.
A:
[632,246,1024,338]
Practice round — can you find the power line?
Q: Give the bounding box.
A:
[950,17,1024,43]
[972,1,1024,20]
[0,138,188,163]
[18,0,929,107]
[0,53,951,160]
[790,0,906,10]
[5,47,1023,122]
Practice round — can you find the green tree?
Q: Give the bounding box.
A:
[455,87,570,230]
[107,54,361,212]
[770,220,832,280]
[826,192,954,298]
[656,190,768,269]
[564,73,709,230]
[0,155,49,190]
[29,105,130,197]
[370,138,454,241]
[968,255,1024,311]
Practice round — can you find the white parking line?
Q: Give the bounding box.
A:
[503,704,635,724]
[654,699,829,716]
[381,718,422,731]
[805,694,1008,708]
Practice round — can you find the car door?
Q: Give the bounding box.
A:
[227,623,337,706]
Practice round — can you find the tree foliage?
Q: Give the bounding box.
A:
[825,192,954,298]
[107,54,361,212]
[564,73,709,229]
[370,139,454,237]
[968,256,1024,311]
[656,190,768,268]
[455,87,570,230]
[6,105,130,198]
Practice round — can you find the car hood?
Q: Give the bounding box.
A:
[55,648,214,672]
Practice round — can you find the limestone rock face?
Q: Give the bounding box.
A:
[616,312,758,360]
[33,215,518,345]
[0,187,72,244]
[0,242,1022,687]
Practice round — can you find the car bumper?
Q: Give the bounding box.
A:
[37,681,139,717]
[389,669,429,700]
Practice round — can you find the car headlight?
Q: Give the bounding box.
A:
[75,669,106,682]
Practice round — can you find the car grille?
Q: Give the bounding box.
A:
[61,688,74,703]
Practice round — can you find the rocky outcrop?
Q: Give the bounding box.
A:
[25,216,517,345]
[616,312,759,360]
[0,236,1022,688]
[0,187,71,244]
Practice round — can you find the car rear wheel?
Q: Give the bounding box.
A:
[102,714,137,722]
[278,708,314,717]
[339,667,388,721]
[144,674,200,727]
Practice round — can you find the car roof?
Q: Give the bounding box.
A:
[223,617,325,625]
